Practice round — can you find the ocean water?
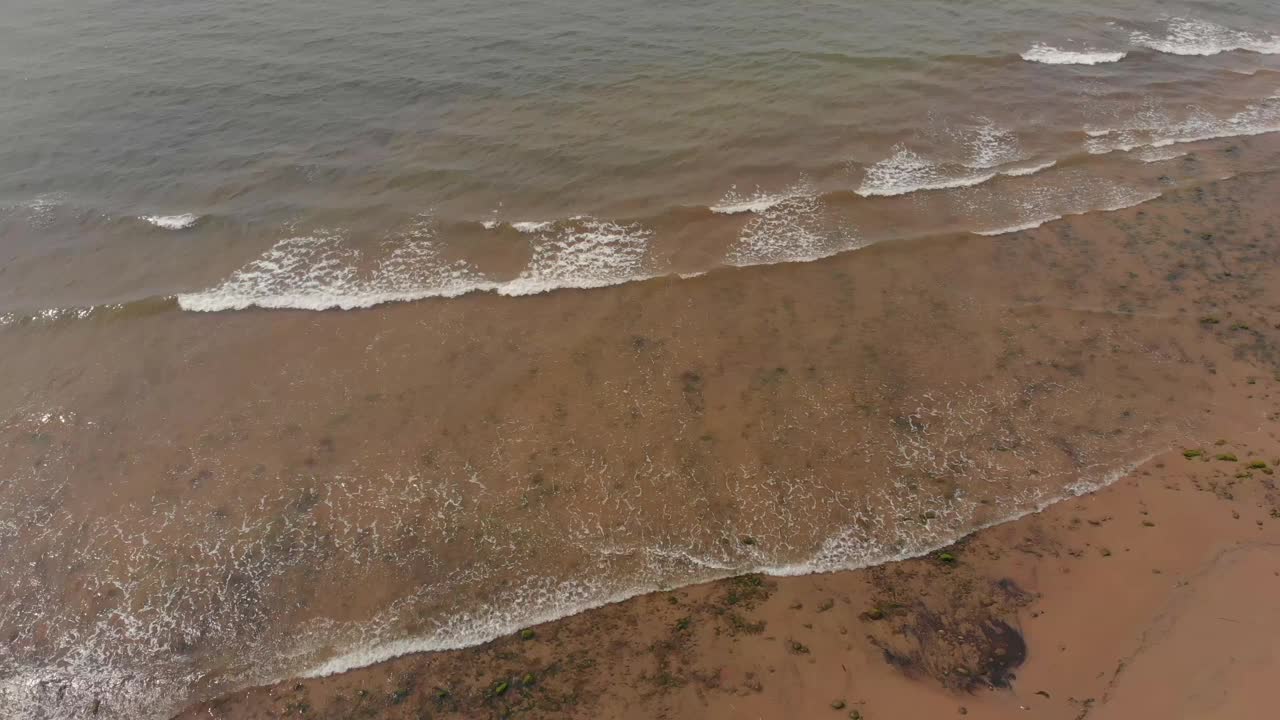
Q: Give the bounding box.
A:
[1,0,1279,313]
[2,1,1280,718]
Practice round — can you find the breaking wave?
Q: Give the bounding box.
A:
[1131,17,1280,57]
[856,124,1052,198]
[141,213,200,230]
[1085,95,1280,155]
[712,183,812,214]
[1021,44,1126,65]
[176,217,656,311]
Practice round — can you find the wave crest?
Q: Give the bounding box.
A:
[142,213,200,230]
[1021,44,1126,65]
[1131,17,1280,57]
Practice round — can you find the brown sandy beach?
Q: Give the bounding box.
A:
[161,159,1280,719]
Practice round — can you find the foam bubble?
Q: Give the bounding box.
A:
[963,118,1024,169]
[725,191,860,267]
[498,218,653,296]
[973,217,1060,236]
[964,172,1160,237]
[1138,146,1190,163]
[1131,17,1280,57]
[711,184,809,214]
[142,213,200,230]
[1021,44,1126,65]
[858,120,1024,197]
[857,145,998,197]
[296,385,1167,689]
[177,218,495,312]
[511,221,552,233]
[8,193,64,228]
[1001,159,1057,177]
[1085,95,1280,155]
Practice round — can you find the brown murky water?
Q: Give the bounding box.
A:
[5,134,1280,718]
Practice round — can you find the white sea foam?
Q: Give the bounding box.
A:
[857,145,998,197]
[177,219,497,312]
[724,192,861,267]
[1021,44,1126,65]
[179,217,655,310]
[1138,146,1189,163]
[307,442,1162,681]
[858,120,1028,197]
[1001,159,1057,177]
[0,377,1173,720]
[965,173,1160,237]
[711,184,809,214]
[498,218,653,296]
[973,217,1059,236]
[142,213,199,230]
[1085,95,1280,155]
[1131,17,1280,57]
[9,193,64,228]
[480,219,555,233]
[963,118,1024,169]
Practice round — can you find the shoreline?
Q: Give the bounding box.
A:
[177,406,1280,719]
[299,450,1153,683]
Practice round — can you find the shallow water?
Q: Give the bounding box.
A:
[3,2,1280,718]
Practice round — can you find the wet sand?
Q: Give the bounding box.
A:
[7,148,1280,718]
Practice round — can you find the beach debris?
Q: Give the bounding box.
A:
[866,607,885,620]
[492,681,509,696]
[1182,449,1203,459]
[520,628,536,640]
[937,552,957,565]
[1248,460,1268,469]
[1215,453,1238,462]
[522,673,536,686]
[832,699,847,710]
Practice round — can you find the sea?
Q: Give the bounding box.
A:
[2,1,1280,717]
